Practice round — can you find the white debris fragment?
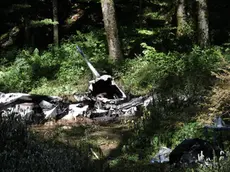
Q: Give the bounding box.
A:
[61,125,72,130]
[151,147,172,163]
[15,103,34,117]
[62,104,89,120]
[143,96,153,107]
[0,92,31,104]
[44,106,58,119]
[123,107,137,116]
[39,100,54,110]
[69,104,89,116]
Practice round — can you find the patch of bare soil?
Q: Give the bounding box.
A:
[30,117,133,157]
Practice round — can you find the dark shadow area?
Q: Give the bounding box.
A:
[0,115,110,172]
[32,64,61,81]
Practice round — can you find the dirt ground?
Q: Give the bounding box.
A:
[30,117,133,158]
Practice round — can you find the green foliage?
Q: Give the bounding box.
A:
[0,33,8,41]
[123,106,206,167]
[121,44,224,95]
[171,122,203,147]
[115,45,230,172]
[0,56,33,92]
[180,20,196,39]
[30,19,59,27]
[112,45,226,162]
[144,11,165,20]
[0,30,107,95]
[137,29,157,36]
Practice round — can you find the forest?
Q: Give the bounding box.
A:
[1,0,230,171]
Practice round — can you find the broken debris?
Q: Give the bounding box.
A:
[0,76,152,124]
[169,138,225,167]
[0,46,153,123]
[151,147,172,163]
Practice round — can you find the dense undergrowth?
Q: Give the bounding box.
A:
[0,30,109,95]
[1,30,230,171]
[0,30,226,97]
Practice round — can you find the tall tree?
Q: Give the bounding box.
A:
[53,0,59,46]
[197,0,209,47]
[24,0,31,46]
[101,0,123,60]
[176,0,187,37]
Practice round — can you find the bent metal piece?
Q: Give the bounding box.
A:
[204,117,230,130]
[89,75,126,99]
[76,45,100,78]
[0,92,62,111]
[76,45,126,99]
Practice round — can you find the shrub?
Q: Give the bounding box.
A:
[0,30,108,95]
[121,44,224,96]
[171,122,203,147]
[0,56,33,92]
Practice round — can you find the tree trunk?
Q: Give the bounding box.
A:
[52,0,59,46]
[24,17,30,46]
[24,0,30,46]
[197,0,209,47]
[176,0,187,37]
[101,0,123,60]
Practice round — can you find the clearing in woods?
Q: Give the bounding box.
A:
[30,117,133,158]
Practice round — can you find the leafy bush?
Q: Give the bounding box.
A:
[0,30,108,94]
[171,122,203,147]
[121,44,224,96]
[0,56,33,92]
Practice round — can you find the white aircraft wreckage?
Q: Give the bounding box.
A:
[0,46,153,124]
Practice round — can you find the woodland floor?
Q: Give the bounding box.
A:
[30,117,134,161]
[30,118,173,172]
